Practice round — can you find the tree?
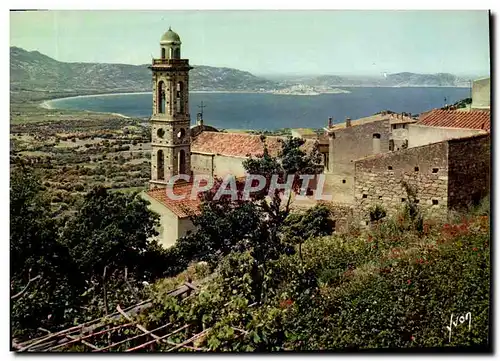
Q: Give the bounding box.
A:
[176,136,325,303]
[61,186,164,281]
[175,186,263,268]
[400,181,424,233]
[10,166,79,336]
[282,204,335,261]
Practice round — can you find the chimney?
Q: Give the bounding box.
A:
[196,112,203,127]
[328,117,333,128]
[345,117,351,127]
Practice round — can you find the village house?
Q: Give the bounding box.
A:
[142,28,491,248]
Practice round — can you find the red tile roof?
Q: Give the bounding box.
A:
[417,109,490,132]
[147,182,203,218]
[146,177,248,218]
[191,132,283,157]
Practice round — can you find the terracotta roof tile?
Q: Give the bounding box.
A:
[147,182,203,218]
[146,177,248,218]
[417,109,490,132]
[191,132,317,158]
[191,132,282,157]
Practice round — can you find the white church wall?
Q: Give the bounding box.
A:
[141,191,181,248]
[213,155,247,178]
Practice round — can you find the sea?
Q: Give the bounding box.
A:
[47,87,470,130]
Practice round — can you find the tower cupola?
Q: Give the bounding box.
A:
[160,27,182,59]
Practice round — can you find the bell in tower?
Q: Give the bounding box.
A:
[148,27,193,189]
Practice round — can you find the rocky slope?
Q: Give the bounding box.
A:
[10,47,279,94]
[10,46,472,99]
[300,72,471,87]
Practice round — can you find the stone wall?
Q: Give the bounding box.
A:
[354,141,449,224]
[191,152,214,177]
[191,152,248,179]
[321,173,355,204]
[408,124,486,148]
[390,125,409,150]
[328,203,354,233]
[447,134,490,210]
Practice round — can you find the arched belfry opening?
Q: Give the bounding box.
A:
[178,149,186,175]
[157,81,166,114]
[176,82,184,114]
[161,48,166,59]
[157,150,164,180]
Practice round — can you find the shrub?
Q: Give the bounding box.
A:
[369,204,387,223]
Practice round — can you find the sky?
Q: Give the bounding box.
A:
[10,10,490,76]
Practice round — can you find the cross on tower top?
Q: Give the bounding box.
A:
[198,101,207,116]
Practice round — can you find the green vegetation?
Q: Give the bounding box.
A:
[220,128,293,136]
[442,97,473,110]
[10,111,151,215]
[10,167,171,338]
[135,210,489,351]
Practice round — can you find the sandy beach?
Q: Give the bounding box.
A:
[42,91,152,108]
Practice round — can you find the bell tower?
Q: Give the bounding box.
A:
[149,27,193,189]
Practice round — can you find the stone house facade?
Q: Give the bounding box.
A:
[353,133,490,224]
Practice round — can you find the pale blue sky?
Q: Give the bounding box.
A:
[10,10,490,76]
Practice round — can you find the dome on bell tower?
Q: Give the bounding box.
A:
[160,27,181,44]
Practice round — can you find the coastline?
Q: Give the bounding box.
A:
[39,90,262,110]
[38,84,471,119]
[41,91,152,109]
[40,83,471,110]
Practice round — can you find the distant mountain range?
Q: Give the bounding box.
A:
[293,73,472,88]
[10,47,474,98]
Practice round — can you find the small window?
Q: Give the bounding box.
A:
[415,199,420,204]
[432,199,439,205]
[432,168,439,173]
[401,198,406,202]
[362,194,368,199]
[388,166,393,170]
[378,196,382,199]
[342,179,346,184]
[373,133,381,139]
[414,166,419,172]
[365,221,370,226]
